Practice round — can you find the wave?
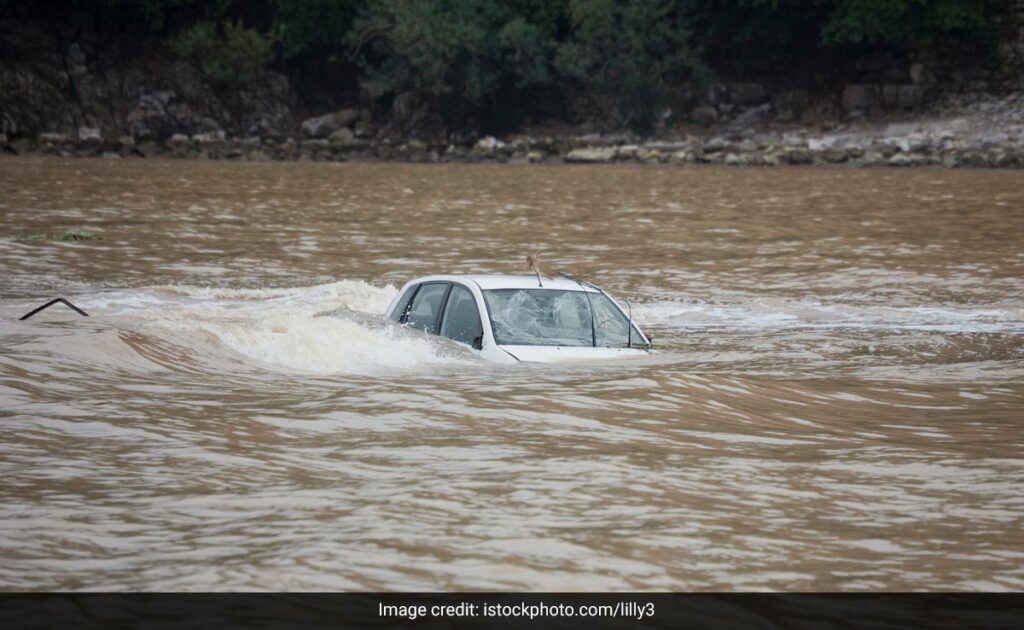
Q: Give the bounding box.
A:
[4,280,477,375]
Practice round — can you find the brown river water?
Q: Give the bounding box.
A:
[0,157,1022,591]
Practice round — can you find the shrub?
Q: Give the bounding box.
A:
[169,19,273,87]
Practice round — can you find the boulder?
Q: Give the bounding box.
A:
[841,84,880,113]
[690,105,718,126]
[616,144,639,159]
[300,109,360,138]
[670,150,694,164]
[888,153,912,167]
[635,148,662,163]
[909,63,933,85]
[475,136,503,153]
[729,83,767,105]
[565,147,617,163]
[353,120,376,139]
[703,136,727,153]
[882,85,900,108]
[192,130,226,145]
[773,90,809,123]
[328,127,357,146]
[168,133,190,146]
[526,150,544,163]
[77,126,102,147]
[821,148,849,163]
[783,148,814,165]
[39,132,68,144]
[897,85,924,110]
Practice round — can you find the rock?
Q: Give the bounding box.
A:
[526,151,544,163]
[909,63,933,85]
[670,150,694,164]
[328,127,356,146]
[888,153,912,167]
[102,151,121,159]
[724,153,741,166]
[784,148,814,165]
[730,103,772,129]
[882,85,900,108]
[1,113,17,137]
[77,127,102,147]
[168,133,190,146]
[773,91,810,123]
[39,132,68,144]
[842,84,880,113]
[565,147,617,163]
[703,137,727,153]
[636,148,662,163]
[300,109,360,139]
[117,135,135,148]
[821,148,849,163]
[128,92,185,141]
[690,105,718,126]
[192,130,226,145]
[897,85,924,110]
[616,144,639,159]
[475,136,503,152]
[729,83,767,105]
[353,120,376,139]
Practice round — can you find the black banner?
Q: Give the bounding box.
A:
[1,593,1022,630]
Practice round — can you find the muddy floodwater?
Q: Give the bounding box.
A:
[0,157,1022,591]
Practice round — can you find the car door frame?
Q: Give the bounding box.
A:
[398,281,452,334]
[436,281,486,350]
[385,276,516,363]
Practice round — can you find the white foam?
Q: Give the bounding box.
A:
[13,280,474,375]
[161,314,462,374]
[634,298,1024,334]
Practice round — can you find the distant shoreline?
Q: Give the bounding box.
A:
[5,91,1024,170]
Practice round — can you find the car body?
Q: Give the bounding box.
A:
[384,274,651,363]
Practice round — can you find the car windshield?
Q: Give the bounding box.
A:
[482,288,647,347]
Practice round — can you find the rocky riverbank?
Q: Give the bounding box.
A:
[4,11,1024,169]
[6,90,1024,168]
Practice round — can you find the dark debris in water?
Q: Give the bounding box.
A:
[11,230,101,241]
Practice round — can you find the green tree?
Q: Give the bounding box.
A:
[272,0,364,59]
[555,0,705,132]
[821,0,991,46]
[349,0,565,131]
[170,19,274,87]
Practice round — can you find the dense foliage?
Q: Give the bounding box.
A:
[0,0,1001,132]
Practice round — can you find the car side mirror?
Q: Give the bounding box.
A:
[472,335,483,350]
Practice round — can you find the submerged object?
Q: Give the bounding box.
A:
[385,274,651,363]
[19,298,89,320]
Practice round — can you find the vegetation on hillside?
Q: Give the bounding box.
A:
[0,0,1001,132]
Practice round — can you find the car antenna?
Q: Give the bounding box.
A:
[625,298,633,348]
[526,252,543,287]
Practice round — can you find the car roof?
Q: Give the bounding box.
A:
[407,274,601,292]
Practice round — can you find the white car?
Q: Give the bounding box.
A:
[385,274,652,363]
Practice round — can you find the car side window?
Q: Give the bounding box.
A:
[390,285,419,322]
[404,283,449,333]
[440,285,483,347]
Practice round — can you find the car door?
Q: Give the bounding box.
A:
[402,282,450,334]
[439,284,484,349]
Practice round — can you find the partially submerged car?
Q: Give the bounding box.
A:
[385,274,651,363]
